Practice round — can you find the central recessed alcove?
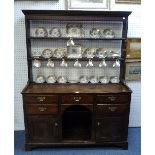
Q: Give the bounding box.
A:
[62,105,92,141]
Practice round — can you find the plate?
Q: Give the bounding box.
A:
[96,48,108,58]
[49,27,61,37]
[90,28,101,38]
[110,76,120,83]
[66,24,84,38]
[46,75,56,83]
[54,48,67,58]
[57,76,67,83]
[103,28,115,38]
[89,76,98,84]
[99,76,109,84]
[35,27,48,37]
[79,76,89,83]
[108,50,120,58]
[41,49,53,59]
[35,75,45,83]
[83,48,96,58]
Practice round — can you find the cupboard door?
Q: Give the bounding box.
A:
[27,115,59,143]
[96,117,126,142]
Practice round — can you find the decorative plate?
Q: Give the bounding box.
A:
[46,75,56,83]
[66,24,84,38]
[90,28,101,38]
[83,48,96,58]
[41,49,53,59]
[35,75,45,83]
[54,48,67,58]
[96,48,108,58]
[35,27,48,37]
[103,28,115,38]
[108,50,120,58]
[49,27,61,37]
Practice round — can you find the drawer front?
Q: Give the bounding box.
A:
[62,95,93,104]
[96,94,129,104]
[26,104,58,115]
[23,95,58,104]
[96,104,128,114]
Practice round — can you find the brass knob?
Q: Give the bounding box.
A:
[108,96,116,101]
[74,97,81,102]
[55,122,58,126]
[37,96,46,102]
[108,107,117,112]
[38,107,47,112]
[97,122,100,126]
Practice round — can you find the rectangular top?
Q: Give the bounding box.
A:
[22,83,132,94]
[22,10,131,17]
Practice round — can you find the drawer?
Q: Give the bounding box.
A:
[23,95,58,104]
[25,104,58,115]
[96,94,129,104]
[96,104,128,114]
[62,95,93,104]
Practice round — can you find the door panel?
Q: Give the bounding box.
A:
[27,115,59,143]
[96,117,126,142]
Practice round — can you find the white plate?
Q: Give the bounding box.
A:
[103,28,115,38]
[90,28,101,38]
[66,24,84,38]
[49,27,61,37]
[41,49,53,59]
[35,27,48,37]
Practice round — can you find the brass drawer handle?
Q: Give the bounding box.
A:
[73,97,82,102]
[55,122,58,127]
[38,107,47,112]
[97,122,100,126]
[36,96,46,102]
[108,96,116,101]
[108,107,117,112]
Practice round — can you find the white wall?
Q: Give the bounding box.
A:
[14,0,141,130]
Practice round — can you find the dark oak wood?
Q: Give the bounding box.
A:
[22,10,132,150]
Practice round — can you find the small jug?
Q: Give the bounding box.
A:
[99,59,107,68]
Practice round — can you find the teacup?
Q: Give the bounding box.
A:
[60,59,68,67]
[74,59,81,67]
[47,59,54,67]
[33,59,41,68]
[86,59,94,67]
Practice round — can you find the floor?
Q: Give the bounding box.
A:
[14,128,141,155]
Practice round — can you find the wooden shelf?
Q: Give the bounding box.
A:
[29,37,126,41]
[29,57,124,61]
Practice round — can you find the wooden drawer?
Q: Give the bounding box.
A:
[96,104,128,114]
[96,94,129,104]
[26,104,58,115]
[62,95,93,104]
[23,95,58,104]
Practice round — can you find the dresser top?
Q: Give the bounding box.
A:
[22,83,132,94]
